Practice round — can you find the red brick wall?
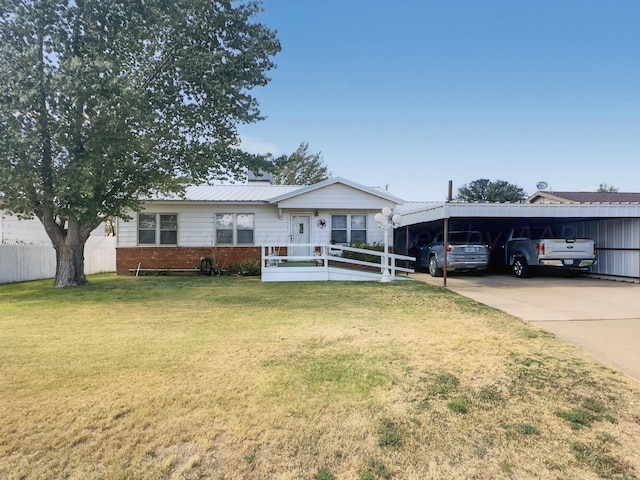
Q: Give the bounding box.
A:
[116,246,262,275]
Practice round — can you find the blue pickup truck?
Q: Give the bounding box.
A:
[417,231,490,277]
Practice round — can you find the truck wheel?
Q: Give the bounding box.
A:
[429,256,443,277]
[513,257,530,278]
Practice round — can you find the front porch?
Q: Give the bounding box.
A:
[261,244,414,282]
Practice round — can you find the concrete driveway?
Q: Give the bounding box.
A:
[412,273,640,382]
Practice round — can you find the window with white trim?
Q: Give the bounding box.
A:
[138,213,177,245]
[331,214,367,244]
[216,213,254,245]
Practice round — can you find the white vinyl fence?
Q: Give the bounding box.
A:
[0,236,116,284]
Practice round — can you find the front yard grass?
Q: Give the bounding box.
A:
[1,274,639,479]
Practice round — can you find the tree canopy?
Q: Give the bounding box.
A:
[456,179,527,203]
[0,0,280,286]
[271,142,331,185]
[597,183,619,193]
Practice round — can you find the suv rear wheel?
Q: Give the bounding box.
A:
[429,256,443,277]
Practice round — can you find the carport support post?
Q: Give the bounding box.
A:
[443,217,449,287]
[443,180,452,288]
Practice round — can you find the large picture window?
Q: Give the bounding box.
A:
[331,214,367,244]
[138,213,177,245]
[216,213,254,245]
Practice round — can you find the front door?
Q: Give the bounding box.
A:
[291,215,311,257]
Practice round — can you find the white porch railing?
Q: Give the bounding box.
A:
[261,243,414,282]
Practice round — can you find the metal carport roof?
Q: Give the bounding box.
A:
[397,202,640,225]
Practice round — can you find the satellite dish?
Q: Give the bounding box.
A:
[536,181,548,191]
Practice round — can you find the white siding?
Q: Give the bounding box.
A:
[118,204,292,247]
[275,183,396,210]
[118,204,388,247]
[255,207,289,244]
[283,210,386,246]
[1,211,51,245]
[116,215,137,247]
[1,210,108,245]
[178,208,214,246]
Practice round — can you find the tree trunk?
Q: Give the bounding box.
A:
[51,222,93,287]
[53,240,88,287]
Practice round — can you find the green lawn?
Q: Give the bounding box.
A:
[1,274,639,479]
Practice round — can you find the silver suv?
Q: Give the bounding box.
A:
[417,231,490,277]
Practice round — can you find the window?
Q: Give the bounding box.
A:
[216,213,254,245]
[160,215,178,244]
[215,214,234,244]
[350,214,367,243]
[331,214,367,244]
[138,213,177,245]
[236,214,254,244]
[331,215,347,244]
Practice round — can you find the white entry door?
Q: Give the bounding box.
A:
[291,215,311,257]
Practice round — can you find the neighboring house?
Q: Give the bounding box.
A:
[0,199,115,283]
[527,191,640,204]
[0,201,52,245]
[115,177,405,275]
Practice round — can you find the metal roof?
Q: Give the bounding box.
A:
[148,184,303,203]
[527,191,640,203]
[399,201,640,226]
[395,202,441,215]
[145,177,405,204]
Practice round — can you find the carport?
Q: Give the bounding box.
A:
[395,202,640,283]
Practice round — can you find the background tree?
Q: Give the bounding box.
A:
[0,0,280,287]
[457,179,527,203]
[271,142,331,185]
[597,183,619,192]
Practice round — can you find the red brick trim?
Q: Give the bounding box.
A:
[116,246,261,275]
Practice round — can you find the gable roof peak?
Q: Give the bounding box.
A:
[267,176,405,204]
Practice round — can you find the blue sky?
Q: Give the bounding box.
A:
[238,0,640,201]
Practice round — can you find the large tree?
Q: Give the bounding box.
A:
[0,0,280,286]
[271,142,331,185]
[457,179,526,203]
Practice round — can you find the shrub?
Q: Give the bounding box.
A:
[341,242,384,264]
[229,259,261,276]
